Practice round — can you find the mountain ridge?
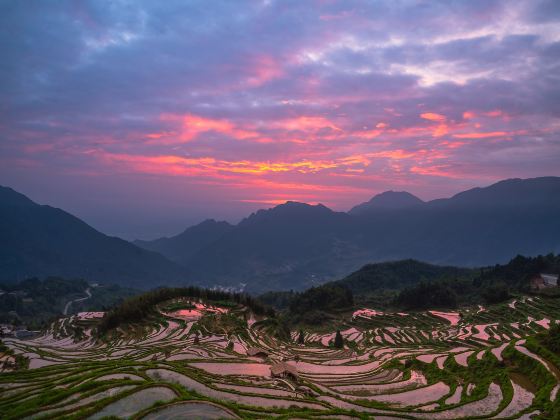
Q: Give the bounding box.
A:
[0,186,189,289]
[151,176,560,292]
[3,176,560,293]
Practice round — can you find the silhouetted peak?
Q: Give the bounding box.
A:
[240,201,335,227]
[349,190,423,215]
[181,218,232,233]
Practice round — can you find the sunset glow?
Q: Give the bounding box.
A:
[1,0,559,238]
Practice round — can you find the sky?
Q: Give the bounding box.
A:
[1,0,560,239]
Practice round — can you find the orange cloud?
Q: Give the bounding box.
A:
[90,150,371,179]
[432,124,449,137]
[420,112,446,122]
[410,165,462,179]
[417,113,451,137]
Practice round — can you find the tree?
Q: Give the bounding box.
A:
[394,281,457,310]
[297,329,305,345]
[288,284,353,314]
[541,324,560,353]
[481,282,510,304]
[334,330,344,348]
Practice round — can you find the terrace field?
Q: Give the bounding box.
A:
[2,294,560,419]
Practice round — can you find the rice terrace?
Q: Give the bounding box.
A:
[3,277,560,419]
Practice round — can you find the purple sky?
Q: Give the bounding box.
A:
[1,0,560,239]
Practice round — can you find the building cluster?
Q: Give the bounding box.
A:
[531,273,559,290]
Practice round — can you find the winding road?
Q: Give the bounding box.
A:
[63,287,92,316]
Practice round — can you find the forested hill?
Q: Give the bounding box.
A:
[335,254,560,304]
[260,254,560,320]
[330,259,474,295]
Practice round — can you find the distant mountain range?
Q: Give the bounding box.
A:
[137,177,560,292]
[1,177,560,292]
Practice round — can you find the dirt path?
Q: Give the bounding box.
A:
[63,287,91,316]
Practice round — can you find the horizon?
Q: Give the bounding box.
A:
[1,1,560,238]
[4,175,557,242]
[4,174,557,241]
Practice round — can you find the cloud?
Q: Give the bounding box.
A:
[1,0,559,237]
[420,113,447,122]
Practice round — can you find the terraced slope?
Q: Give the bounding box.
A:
[2,297,560,419]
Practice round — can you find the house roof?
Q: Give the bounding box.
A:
[247,346,268,356]
[270,362,297,376]
[541,273,559,285]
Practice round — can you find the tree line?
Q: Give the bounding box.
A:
[97,286,273,335]
[393,253,560,309]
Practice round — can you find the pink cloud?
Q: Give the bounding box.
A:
[157,114,260,143]
[453,131,508,139]
[271,116,342,132]
[245,55,284,87]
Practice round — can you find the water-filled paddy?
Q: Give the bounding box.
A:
[3,295,560,419]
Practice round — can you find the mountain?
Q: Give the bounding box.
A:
[0,186,189,289]
[353,177,560,266]
[3,176,560,294]
[186,201,364,292]
[134,219,233,265]
[349,191,424,215]
[182,177,560,292]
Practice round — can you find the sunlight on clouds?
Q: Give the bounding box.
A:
[420,113,446,122]
[3,0,560,215]
[391,62,494,87]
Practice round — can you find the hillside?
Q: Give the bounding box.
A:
[331,259,474,295]
[0,277,137,328]
[0,186,189,289]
